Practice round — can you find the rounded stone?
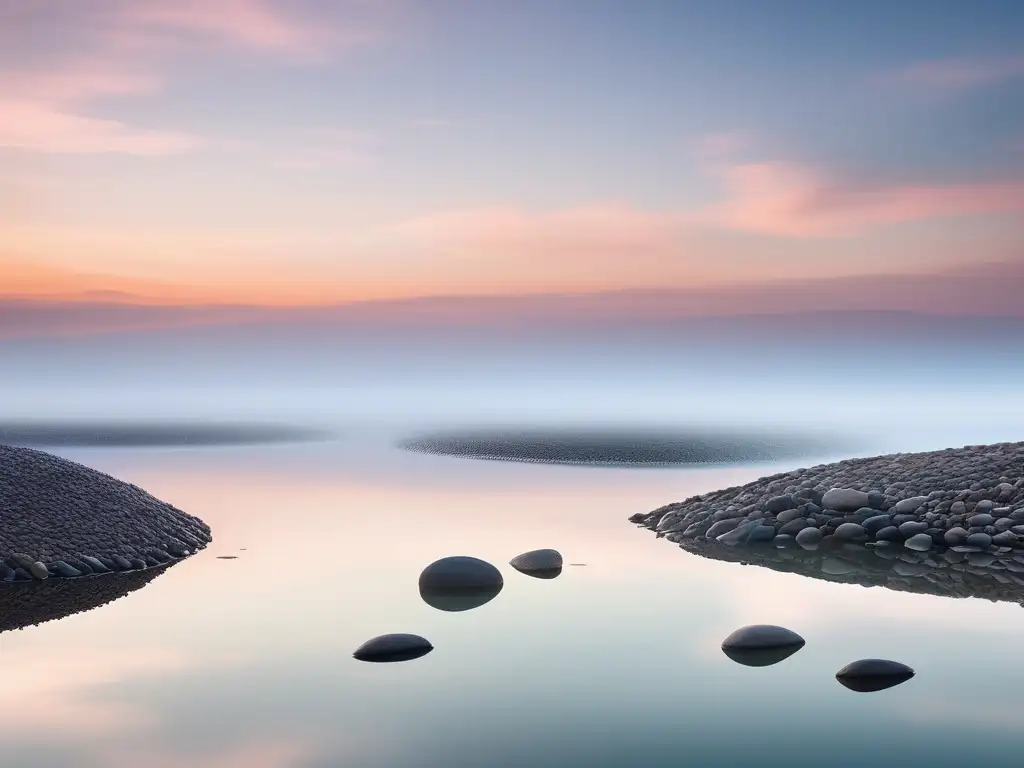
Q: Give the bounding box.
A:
[353,633,434,663]
[764,495,795,513]
[706,519,740,538]
[834,523,868,541]
[778,518,809,536]
[966,532,993,549]
[968,513,995,527]
[721,624,805,651]
[862,514,892,534]
[795,526,823,549]
[50,560,82,578]
[509,549,563,578]
[822,489,871,511]
[904,533,933,552]
[835,659,915,692]
[28,561,49,580]
[944,526,969,546]
[991,531,1018,547]
[874,526,902,541]
[420,556,502,590]
[776,508,805,524]
[717,521,758,545]
[78,555,111,574]
[898,521,928,537]
[419,556,504,612]
[893,496,929,514]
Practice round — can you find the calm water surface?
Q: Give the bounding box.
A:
[2,429,1024,767]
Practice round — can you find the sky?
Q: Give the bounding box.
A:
[2,0,1023,310]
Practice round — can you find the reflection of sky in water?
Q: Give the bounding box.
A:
[2,433,1024,767]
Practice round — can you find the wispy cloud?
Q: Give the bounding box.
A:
[120,0,344,60]
[0,99,202,155]
[0,0,391,155]
[888,54,1024,95]
[695,158,1024,237]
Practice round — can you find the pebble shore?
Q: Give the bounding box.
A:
[630,442,1024,599]
[0,444,212,582]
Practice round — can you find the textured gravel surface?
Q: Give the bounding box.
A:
[400,428,837,466]
[0,444,212,580]
[630,441,1024,601]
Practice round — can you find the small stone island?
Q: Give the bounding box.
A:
[630,442,1024,603]
[0,444,212,583]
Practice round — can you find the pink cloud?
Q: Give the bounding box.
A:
[0,99,202,155]
[0,0,389,155]
[889,54,1024,93]
[698,161,1024,236]
[121,0,338,57]
[0,63,159,104]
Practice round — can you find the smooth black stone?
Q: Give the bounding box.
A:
[63,557,93,574]
[50,560,83,578]
[79,555,111,573]
[836,659,915,692]
[353,634,434,663]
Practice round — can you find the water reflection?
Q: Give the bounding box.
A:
[722,645,803,667]
[419,583,504,612]
[0,568,167,633]
[678,537,1024,605]
[0,420,330,448]
[514,567,562,580]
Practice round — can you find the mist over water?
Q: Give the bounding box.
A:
[2,324,1022,456]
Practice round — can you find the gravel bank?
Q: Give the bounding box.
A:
[630,442,1024,597]
[0,444,212,581]
[401,428,836,466]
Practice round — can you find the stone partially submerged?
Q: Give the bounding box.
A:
[720,624,806,667]
[0,444,212,580]
[353,634,434,663]
[631,442,1024,593]
[418,556,504,612]
[835,659,915,692]
[510,549,563,579]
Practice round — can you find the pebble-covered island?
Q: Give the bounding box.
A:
[0,444,212,582]
[630,442,1024,602]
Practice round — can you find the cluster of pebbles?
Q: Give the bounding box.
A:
[354,548,563,662]
[630,442,1024,574]
[0,444,212,583]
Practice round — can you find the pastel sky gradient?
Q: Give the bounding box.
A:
[2,0,1023,307]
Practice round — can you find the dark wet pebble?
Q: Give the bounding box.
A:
[353,633,434,663]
